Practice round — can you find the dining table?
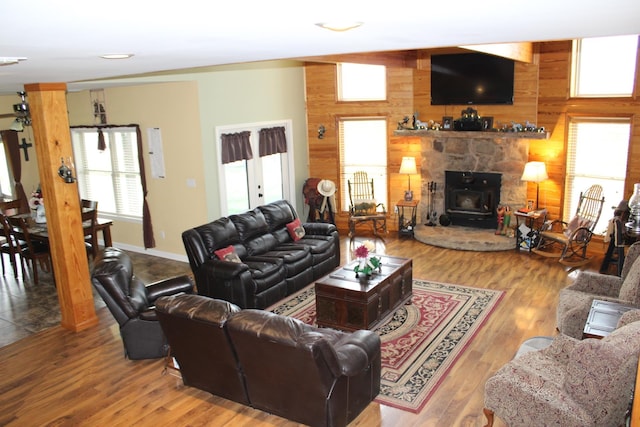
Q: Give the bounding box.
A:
[13,212,113,248]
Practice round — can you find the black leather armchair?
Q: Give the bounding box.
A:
[91,247,194,360]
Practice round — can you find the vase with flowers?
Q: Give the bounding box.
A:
[353,240,381,283]
[28,187,46,223]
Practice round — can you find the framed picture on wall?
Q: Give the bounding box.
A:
[442,116,453,130]
[481,116,494,131]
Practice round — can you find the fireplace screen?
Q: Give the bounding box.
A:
[445,171,501,229]
[454,190,483,211]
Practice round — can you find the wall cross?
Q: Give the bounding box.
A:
[19,138,33,161]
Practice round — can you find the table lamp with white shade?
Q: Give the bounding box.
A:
[521,161,548,210]
[399,156,418,201]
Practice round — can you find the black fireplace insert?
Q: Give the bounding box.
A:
[445,171,501,229]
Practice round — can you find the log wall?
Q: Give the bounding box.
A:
[305,40,640,234]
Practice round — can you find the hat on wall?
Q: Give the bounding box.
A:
[317,179,336,197]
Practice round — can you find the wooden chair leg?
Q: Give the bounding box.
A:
[483,408,494,427]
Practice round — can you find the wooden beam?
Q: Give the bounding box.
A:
[460,42,535,63]
[25,82,98,332]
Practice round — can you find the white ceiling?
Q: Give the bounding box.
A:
[0,0,639,96]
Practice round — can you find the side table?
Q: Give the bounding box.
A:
[396,199,419,237]
[583,299,636,339]
[514,209,547,252]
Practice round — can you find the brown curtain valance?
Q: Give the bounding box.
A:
[220,131,252,164]
[259,126,287,157]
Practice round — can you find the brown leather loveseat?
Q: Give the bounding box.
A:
[182,199,340,309]
[156,294,381,427]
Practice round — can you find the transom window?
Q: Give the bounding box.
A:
[571,35,638,98]
[337,63,387,101]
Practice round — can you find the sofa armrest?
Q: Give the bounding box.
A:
[566,271,623,296]
[334,330,381,376]
[617,309,640,328]
[303,221,338,236]
[146,275,194,303]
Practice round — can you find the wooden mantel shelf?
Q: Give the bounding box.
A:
[393,129,549,139]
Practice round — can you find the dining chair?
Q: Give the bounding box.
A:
[0,199,23,216]
[82,207,99,259]
[0,213,25,278]
[7,216,53,285]
[81,199,98,210]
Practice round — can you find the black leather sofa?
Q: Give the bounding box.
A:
[156,294,381,427]
[91,247,195,359]
[182,200,340,309]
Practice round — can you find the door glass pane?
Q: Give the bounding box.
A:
[261,153,284,204]
[224,160,250,214]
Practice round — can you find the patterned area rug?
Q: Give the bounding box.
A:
[271,279,504,413]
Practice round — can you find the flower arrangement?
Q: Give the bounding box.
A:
[28,187,43,210]
[353,240,381,279]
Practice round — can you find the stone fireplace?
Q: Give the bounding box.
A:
[394,130,548,228]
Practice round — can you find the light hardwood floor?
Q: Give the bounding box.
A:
[0,235,611,427]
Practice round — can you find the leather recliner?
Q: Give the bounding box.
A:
[182,199,339,309]
[156,294,381,427]
[91,247,195,360]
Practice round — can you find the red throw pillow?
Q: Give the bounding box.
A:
[213,245,241,263]
[286,218,306,241]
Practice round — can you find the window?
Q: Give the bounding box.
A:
[339,118,388,210]
[565,117,631,235]
[0,137,13,199]
[337,63,386,101]
[71,127,143,220]
[571,35,638,97]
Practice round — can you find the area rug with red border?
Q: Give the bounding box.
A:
[270,278,504,413]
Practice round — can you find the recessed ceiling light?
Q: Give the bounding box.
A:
[100,54,134,60]
[0,57,27,66]
[315,22,363,32]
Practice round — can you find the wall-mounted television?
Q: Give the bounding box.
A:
[431,53,515,105]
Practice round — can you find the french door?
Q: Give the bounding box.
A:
[216,120,295,216]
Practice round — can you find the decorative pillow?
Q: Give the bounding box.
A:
[213,245,242,263]
[564,215,593,240]
[353,199,377,215]
[286,218,306,241]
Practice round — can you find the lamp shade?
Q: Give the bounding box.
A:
[399,157,417,175]
[521,161,548,183]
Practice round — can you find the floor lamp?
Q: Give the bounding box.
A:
[521,161,548,210]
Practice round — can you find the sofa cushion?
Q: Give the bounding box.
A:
[195,217,241,255]
[286,218,305,241]
[259,199,297,229]
[230,208,270,241]
[214,245,242,263]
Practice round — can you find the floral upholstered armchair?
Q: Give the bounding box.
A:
[483,317,640,426]
[556,241,640,339]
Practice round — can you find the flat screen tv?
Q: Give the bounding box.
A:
[431,53,514,105]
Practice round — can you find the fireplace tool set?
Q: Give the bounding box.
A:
[425,181,437,226]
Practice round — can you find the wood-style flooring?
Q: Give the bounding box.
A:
[0,235,612,427]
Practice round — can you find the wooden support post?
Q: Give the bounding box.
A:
[25,83,98,332]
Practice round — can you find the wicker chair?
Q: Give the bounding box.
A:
[532,184,605,266]
[347,171,387,237]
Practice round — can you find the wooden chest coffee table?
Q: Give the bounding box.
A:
[315,255,412,332]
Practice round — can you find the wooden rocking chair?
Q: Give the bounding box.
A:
[532,184,605,266]
[348,171,387,237]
